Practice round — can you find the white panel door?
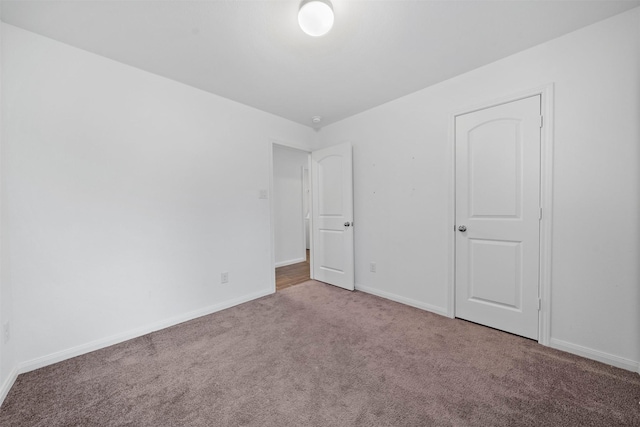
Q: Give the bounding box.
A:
[455,95,541,340]
[311,142,354,290]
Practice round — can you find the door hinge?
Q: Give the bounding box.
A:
[539,115,544,128]
[538,298,542,311]
[539,207,543,220]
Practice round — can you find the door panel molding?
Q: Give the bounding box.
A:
[447,84,554,346]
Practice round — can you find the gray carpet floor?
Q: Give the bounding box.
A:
[1,280,639,426]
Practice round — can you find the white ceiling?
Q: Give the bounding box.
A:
[2,0,638,128]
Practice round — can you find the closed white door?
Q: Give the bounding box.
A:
[455,95,541,340]
[311,142,354,290]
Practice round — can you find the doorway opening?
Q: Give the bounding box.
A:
[271,143,312,291]
[269,140,355,293]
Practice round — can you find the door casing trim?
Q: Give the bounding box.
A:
[446,84,554,346]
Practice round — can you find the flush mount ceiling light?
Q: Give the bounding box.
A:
[298,0,334,37]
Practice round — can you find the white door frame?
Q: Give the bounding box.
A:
[268,139,313,293]
[447,84,555,346]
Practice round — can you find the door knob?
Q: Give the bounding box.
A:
[458,225,467,232]
[344,222,352,227]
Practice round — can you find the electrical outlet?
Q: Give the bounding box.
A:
[3,321,10,344]
[221,272,229,284]
[370,262,376,273]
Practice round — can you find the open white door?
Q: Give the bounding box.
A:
[455,95,541,340]
[311,142,354,290]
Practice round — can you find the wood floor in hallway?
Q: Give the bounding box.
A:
[275,250,310,291]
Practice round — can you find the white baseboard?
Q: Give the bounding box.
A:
[0,366,18,407]
[18,288,273,374]
[275,257,306,268]
[355,283,449,317]
[549,338,640,373]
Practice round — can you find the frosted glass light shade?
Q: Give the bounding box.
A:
[298,0,334,37]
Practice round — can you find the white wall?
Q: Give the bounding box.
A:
[2,24,315,370]
[273,145,308,267]
[316,8,640,371]
[0,9,18,405]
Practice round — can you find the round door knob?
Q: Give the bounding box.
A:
[458,225,467,232]
[344,222,351,227]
